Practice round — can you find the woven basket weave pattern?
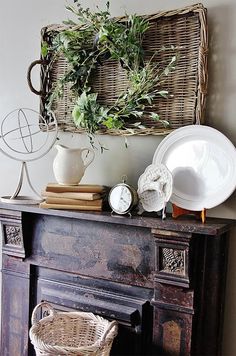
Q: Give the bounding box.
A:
[29,303,118,356]
[38,3,208,136]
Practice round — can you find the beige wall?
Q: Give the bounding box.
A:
[0,1,235,354]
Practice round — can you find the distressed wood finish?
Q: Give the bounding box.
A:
[0,203,234,356]
[1,256,30,355]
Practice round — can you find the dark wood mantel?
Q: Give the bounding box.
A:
[0,202,234,355]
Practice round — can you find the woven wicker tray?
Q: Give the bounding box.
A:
[28,3,208,136]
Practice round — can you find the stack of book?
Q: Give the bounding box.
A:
[40,183,106,211]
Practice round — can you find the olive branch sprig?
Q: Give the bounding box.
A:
[43,1,178,148]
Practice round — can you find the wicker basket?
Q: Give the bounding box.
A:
[28,3,208,136]
[29,302,118,356]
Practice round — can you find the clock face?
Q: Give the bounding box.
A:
[109,185,132,213]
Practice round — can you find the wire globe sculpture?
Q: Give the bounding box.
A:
[0,108,58,204]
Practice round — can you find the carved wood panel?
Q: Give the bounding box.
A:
[152,230,192,288]
[160,247,185,275]
[0,218,25,258]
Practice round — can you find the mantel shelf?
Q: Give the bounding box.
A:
[0,202,234,236]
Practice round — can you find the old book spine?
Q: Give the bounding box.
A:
[45,183,106,193]
[41,190,101,201]
[39,202,102,211]
[45,197,102,206]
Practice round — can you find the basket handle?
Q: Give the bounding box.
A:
[100,320,118,344]
[31,302,55,326]
[27,59,47,96]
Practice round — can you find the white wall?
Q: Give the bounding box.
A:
[0,0,235,354]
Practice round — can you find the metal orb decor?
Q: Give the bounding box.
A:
[0,108,58,204]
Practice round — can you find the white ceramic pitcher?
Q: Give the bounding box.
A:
[53,144,95,185]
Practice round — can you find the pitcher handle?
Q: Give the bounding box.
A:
[81,148,95,169]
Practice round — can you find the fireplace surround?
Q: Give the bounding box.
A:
[0,203,234,355]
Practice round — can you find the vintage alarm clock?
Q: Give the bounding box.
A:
[108,176,138,216]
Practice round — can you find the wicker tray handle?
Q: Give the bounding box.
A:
[31,302,55,326]
[27,59,47,96]
[100,320,118,345]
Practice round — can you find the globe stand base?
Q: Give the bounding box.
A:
[1,161,43,205]
[0,195,43,205]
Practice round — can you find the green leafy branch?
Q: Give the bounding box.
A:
[43,1,178,144]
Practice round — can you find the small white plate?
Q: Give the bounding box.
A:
[152,125,236,210]
[137,163,173,212]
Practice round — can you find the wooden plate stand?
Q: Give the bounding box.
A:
[172,203,206,223]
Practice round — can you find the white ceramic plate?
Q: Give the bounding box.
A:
[152,125,236,210]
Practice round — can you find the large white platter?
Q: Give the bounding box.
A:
[152,125,236,210]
